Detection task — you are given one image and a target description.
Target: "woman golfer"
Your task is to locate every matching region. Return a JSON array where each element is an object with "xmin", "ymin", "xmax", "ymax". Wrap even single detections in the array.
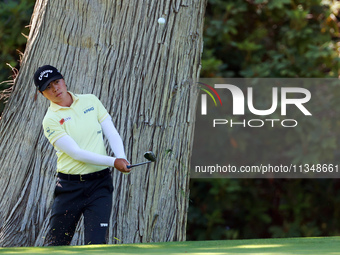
[{"xmin": 34, "ymin": 65, "xmax": 130, "ymax": 245}]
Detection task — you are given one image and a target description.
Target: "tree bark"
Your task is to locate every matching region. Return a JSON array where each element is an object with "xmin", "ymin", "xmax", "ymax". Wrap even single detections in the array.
[{"xmin": 0, "ymin": 0, "xmax": 206, "ymax": 247}]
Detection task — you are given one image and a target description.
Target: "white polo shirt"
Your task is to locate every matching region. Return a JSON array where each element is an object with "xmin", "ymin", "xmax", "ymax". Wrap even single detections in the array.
[{"xmin": 43, "ymin": 92, "xmax": 110, "ymax": 174}]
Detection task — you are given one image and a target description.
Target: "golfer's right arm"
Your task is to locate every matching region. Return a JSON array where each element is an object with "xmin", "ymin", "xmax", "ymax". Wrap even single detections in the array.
[{"xmin": 54, "ymin": 135, "xmax": 129, "ymax": 172}]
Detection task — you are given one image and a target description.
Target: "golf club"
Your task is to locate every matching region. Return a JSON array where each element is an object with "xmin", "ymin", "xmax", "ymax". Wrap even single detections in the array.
[{"xmin": 127, "ymin": 151, "xmax": 156, "ymax": 169}]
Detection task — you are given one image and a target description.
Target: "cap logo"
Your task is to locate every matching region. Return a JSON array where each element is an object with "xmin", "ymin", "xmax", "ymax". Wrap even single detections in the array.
[{"xmin": 38, "ymin": 70, "xmax": 53, "ymax": 80}]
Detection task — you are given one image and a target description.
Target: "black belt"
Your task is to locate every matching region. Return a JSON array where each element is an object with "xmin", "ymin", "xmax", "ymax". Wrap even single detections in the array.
[{"xmin": 57, "ymin": 168, "xmax": 110, "ymax": 181}]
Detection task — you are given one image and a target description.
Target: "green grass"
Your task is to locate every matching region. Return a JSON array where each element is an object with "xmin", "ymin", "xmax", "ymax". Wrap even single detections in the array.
[{"xmin": 0, "ymin": 237, "xmax": 339, "ymax": 255}]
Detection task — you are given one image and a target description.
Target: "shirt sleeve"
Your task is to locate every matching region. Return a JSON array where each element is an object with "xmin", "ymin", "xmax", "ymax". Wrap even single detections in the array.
[
  {"xmin": 43, "ymin": 116, "xmax": 67, "ymax": 145},
  {"xmin": 91, "ymin": 94, "xmax": 109, "ymax": 123},
  {"xmin": 101, "ymin": 115, "xmax": 128, "ymax": 160},
  {"xmin": 54, "ymin": 135, "xmax": 116, "ymax": 167}
]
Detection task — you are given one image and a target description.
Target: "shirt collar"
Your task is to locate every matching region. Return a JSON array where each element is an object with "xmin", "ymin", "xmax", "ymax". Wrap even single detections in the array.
[{"xmin": 49, "ymin": 92, "xmax": 79, "ymax": 112}]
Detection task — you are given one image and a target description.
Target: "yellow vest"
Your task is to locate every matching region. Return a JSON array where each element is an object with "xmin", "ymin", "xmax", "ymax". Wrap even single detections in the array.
[{"xmin": 43, "ymin": 92, "xmax": 109, "ymax": 174}]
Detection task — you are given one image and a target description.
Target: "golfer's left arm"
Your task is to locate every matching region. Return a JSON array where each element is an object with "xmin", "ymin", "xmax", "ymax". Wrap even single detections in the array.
[{"xmin": 100, "ymin": 116, "xmax": 130, "ymax": 169}]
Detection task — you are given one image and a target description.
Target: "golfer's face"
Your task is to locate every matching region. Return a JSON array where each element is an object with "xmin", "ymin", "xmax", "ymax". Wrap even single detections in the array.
[{"xmin": 42, "ymin": 79, "xmax": 68, "ymax": 104}]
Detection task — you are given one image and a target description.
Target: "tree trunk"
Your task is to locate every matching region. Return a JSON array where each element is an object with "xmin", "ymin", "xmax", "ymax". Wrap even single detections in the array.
[{"xmin": 0, "ymin": 0, "xmax": 206, "ymax": 247}]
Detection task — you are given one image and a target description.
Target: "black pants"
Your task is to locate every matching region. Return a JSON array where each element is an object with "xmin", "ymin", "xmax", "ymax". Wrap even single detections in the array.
[{"xmin": 48, "ymin": 170, "xmax": 113, "ymax": 246}]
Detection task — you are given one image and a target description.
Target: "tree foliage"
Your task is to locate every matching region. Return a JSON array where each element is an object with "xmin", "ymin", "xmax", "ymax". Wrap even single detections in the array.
[
  {"xmin": 0, "ymin": 0, "xmax": 35, "ymax": 113},
  {"xmin": 201, "ymin": 0, "xmax": 339, "ymax": 78},
  {"xmin": 188, "ymin": 178, "xmax": 340, "ymax": 240}
]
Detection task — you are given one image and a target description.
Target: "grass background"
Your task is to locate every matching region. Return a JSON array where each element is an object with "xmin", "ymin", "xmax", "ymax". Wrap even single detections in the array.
[{"xmin": 0, "ymin": 236, "xmax": 339, "ymax": 255}]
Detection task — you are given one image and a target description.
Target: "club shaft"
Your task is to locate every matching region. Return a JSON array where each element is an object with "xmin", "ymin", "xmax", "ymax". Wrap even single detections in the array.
[{"xmin": 127, "ymin": 161, "xmax": 151, "ymax": 169}]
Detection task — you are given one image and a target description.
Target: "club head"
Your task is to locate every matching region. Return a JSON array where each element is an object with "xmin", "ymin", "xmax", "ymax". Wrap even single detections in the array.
[{"xmin": 144, "ymin": 151, "xmax": 156, "ymax": 162}]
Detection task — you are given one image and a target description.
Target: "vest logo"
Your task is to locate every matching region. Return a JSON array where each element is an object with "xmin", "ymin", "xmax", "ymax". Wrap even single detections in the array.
[
  {"xmin": 59, "ymin": 117, "xmax": 72, "ymax": 125},
  {"xmin": 46, "ymin": 127, "xmax": 55, "ymax": 137},
  {"xmin": 84, "ymin": 106, "xmax": 94, "ymax": 114}
]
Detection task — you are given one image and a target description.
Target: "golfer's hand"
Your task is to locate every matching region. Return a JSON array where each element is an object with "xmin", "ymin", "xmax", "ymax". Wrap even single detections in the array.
[{"xmin": 114, "ymin": 158, "xmax": 130, "ymax": 173}]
